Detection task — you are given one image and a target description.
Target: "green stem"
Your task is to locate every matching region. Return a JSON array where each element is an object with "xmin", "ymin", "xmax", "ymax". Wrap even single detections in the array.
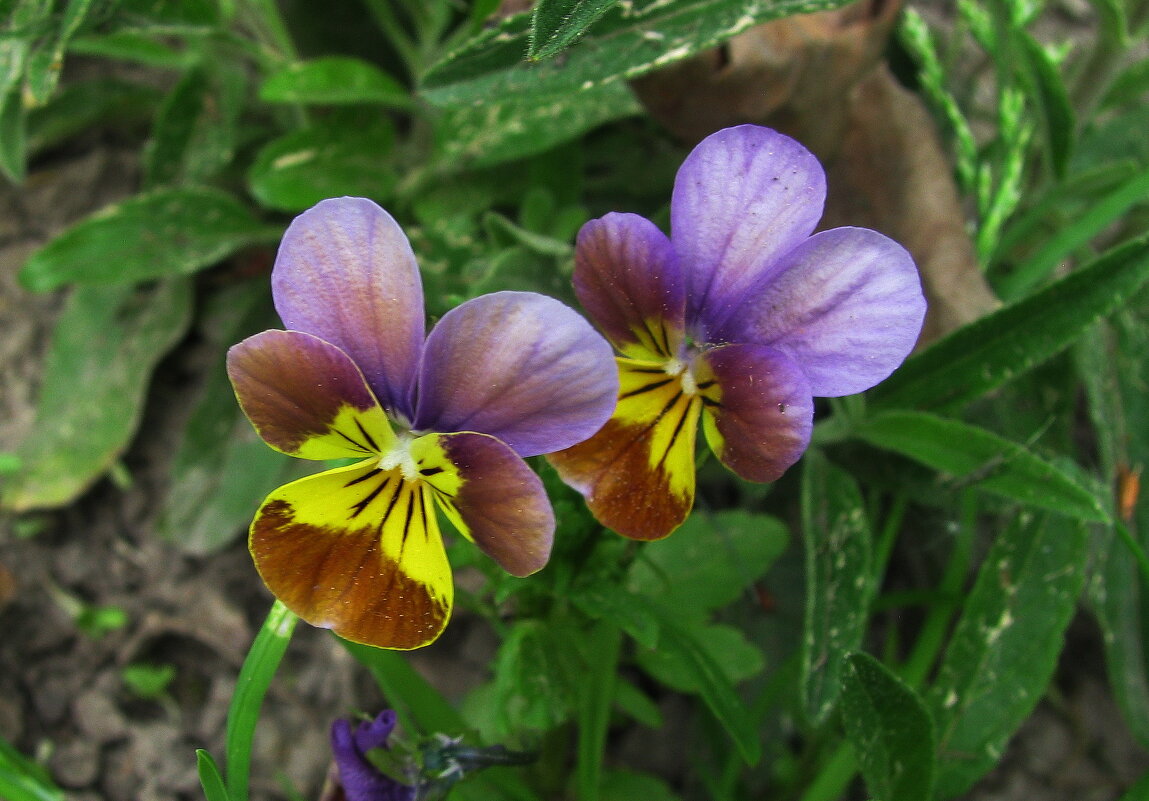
[
  {"xmin": 1115, "ymin": 520, "xmax": 1149, "ymax": 587},
  {"xmin": 797, "ymin": 741, "xmax": 856, "ymax": 801},
  {"xmin": 899, "ymin": 490, "xmax": 978, "ymax": 689},
  {"xmin": 225, "ymin": 600, "xmax": 298, "ymax": 801}
]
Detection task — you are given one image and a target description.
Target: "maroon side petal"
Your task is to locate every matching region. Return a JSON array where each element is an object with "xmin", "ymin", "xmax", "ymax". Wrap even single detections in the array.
[
  {"xmin": 227, "ymin": 330, "xmax": 394, "ymax": 459},
  {"xmin": 697, "ymin": 344, "xmax": 814, "ymax": 483},
  {"xmin": 413, "ymin": 432, "xmax": 554, "ymax": 577}
]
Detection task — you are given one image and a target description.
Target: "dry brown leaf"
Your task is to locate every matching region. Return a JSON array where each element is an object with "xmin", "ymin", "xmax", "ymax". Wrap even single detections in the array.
[{"xmin": 631, "ymin": 0, "xmax": 1000, "ymax": 344}]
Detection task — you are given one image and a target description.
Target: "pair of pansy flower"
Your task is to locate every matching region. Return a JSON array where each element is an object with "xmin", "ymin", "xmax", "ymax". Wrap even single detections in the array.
[{"xmin": 228, "ymin": 125, "xmax": 926, "ymax": 651}]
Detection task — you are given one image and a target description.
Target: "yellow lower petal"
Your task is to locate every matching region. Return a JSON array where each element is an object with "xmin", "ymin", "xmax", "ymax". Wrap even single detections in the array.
[
  {"xmin": 549, "ymin": 358, "xmax": 701, "ymax": 540},
  {"xmin": 249, "ymin": 461, "xmax": 453, "ymax": 650}
]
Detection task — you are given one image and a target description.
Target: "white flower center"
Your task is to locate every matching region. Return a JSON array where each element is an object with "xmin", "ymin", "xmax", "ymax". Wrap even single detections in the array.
[
  {"xmin": 378, "ymin": 432, "xmax": 419, "ymax": 481},
  {"xmin": 663, "ymin": 356, "xmax": 698, "ymax": 396}
]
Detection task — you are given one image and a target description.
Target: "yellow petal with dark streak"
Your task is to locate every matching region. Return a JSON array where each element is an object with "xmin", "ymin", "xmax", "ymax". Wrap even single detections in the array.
[
  {"xmin": 549, "ymin": 359, "xmax": 700, "ymax": 541},
  {"xmin": 249, "ymin": 461, "xmax": 452, "ymax": 650}
]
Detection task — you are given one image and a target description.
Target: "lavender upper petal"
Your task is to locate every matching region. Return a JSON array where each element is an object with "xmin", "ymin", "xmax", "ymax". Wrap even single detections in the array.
[
  {"xmin": 723, "ymin": 227, "xmax": 926, "ymax": 397},
  {"xmin": 271, "ymin": 197, "xmax": 424, "ymax": 419},
  {"xmin": 413, "ymin": 291, "xmax": 618, "ymax": 457},
  {"xmin": 671, "ymin": 125, "xmax": 825, "ymax": 339}
]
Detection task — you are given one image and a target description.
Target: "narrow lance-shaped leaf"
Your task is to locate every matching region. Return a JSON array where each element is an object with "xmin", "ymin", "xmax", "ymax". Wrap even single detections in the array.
[
  {"xmin": 1, "ymin": 279, "xmax": 193, "ymax": 512},
  {"xmin": 433, "ymin": 79, "xmax": 640, "ymax": 169},
  {"xmin": 225, "ymin": 601, "xmax": 298, "ymax": 801},
  {"xmin": 1078, "ymin": 310, "xmax": 1149, "ymax": 748},
  {"xmin": 800, "ymin": 450, "xmax": 874, "ymax": 724},
  {"xmin": 871, "ymin": 235, "xmax": 1149, "ymax": 411},
  {"xmin": 854, "ymin": 410, "xmax": 1108, "ymax": 523},
  {"xmin": 20, "ymin": 187, "xmax": 281, "ymax": 290},
  {"xmin": 840, "ymin": 652, "xmax": 936, "ymax": 801},
  {"xmin": 422, "ymin": 0, "xmax": 854, "ymax": 108},
  {"xmin": 926, "ymin": 513, "xmax": 1088, "ymax": 799},
  {"xmin": 997, "ymin": 164, "xmax": 1149, "ymax": 301},
  {"xmin": 529, "ymin": 0, "xmax": 620, "ymax": 60},
  {"xmin": 0, "ymin": 733, "xmax": 66, "ymax": 801}
]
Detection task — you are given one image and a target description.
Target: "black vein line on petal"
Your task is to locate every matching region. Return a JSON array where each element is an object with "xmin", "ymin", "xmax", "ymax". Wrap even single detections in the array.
[
  {"xmin": 419, "ymin": 466, "xmax": 444, "ymax": 477},
  {"xmin": 425, "ymin": 481, "xmax": 457, "ymax": 502},
  {"xmin": 655, "ymin": 396, "xmax": 695, "ymax": 472},
  {"xmin": 620, "ymin": 377, "xmax": 674, "ymax": 400},
  {"xmin": 378, "ymin": 480, "xmax": 405, "ymax": 539},
  {"xmin": 344, "ymin": 468, "xmax": 383, "ymax": 487},
  {"xmin": 355, "ymin": 419, "xmax": 380, "ymax": 452},
  {"xmin": 418, "ymin": 488, "xmax": 432, "ymax": 543},
  {"xmin": 400, "ymin": 487, "xmax": 416, "ymax": 554},
  {"xmin": 629, "ymin": 365, "xmax": 669, "ymax": 375},
  {"xmin": 696, "ymin": 380, "xmax": 716, "ymax": 390},
  {"xmin": 350, "ymin": 475, "xmax": 392, "ymax": 518},
  {"xmin": 335, "ymin": 429, "xmax": 371, "ymax": 453}
]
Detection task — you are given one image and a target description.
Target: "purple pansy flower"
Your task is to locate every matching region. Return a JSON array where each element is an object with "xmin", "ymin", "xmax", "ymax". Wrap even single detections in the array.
[
  {"xmin": 330, "ymin": 710, "xmax": 414, "ymax": 801},
  {"xmin": 228, "ymin": 197, "xmax": 618, "ymax": 649},
  {"xmin": 550, "ymin": 125, "xmax": 926, "ymax": 540}
]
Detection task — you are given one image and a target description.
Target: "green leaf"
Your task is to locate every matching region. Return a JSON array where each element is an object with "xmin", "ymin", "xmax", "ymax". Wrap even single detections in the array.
[
  {"xmin": 156, "ymin": 282, "xmax": 298, "ymax": 553},
  {"xmin": 0, "ymin": 734, "xmax": 64, "ymax": 801},
  {"xmin": 925, "ymin": 513, "xmax": 1088, "ymax": 799},
  {"xmin": 0, "ymin": 88, "xmax": 26, "ymax": 182},
  {"xmin": 422, "ymin": 0, "xmax": 852, "ymax": 108},
  {"xmin": 259, "ymin": 56, "xmax": 409, "ymax": 106},
  {"xmin": 433, "ymin": 79, "xmax": 639, "ymax": 169},
  {"xmin": 636, "ymin": 621, "xmax": 764, "ymax": 693},
  {"xmin": 247, "ymin": 112, "xmax": 397, "ymax": 212},
  {"xmin": 23, "ymin": 0, "xmax": 96, "ymax": 104},
  {"xmin": 572, "ymin": 581, "xmax": 661, "ymax": 649},
  {"xmin": 529, "ymin": 0, "xmax": 619, "ymax": 60},
  {"xmin": 226, "ymin": 600, "xmax": 297, "ymax": 801},
  {"xmin": 840, "ymin": 652, "xmax": 936, "ymax": 801},
  {"xmin": 628, "ymin": 509, "xmax": 789, "ymax": 619},
  {"xmin": 341, "ymin": 641, "xmax": 465, "ymax": 736},
  {"xmin": 600, "ymin": 769, "xmax": 682, "ymax": 801},
  {"xmin": 997, "ymin": 165, "xmax": 1149, "ymax": 300},
  {"xmin": 872, "ymin": 235, "xmax": 1149, "ymax": 411},
  {"xmin": 1078, "ymin": 302, "xmax": 1149, "ymax": 748},
  {"xmin": 143, "ymin": 60, "xmax": 245, "ymax": 187},
  {"xmin": 1, "ymin": 280, "xmax": 193, "ymax": 512},
  {"xmin": 196, "ymin": 750, "xmax": 230, "ymax": 801},
  {"xmin": 28, "ymin": 78, "xmax": 159, "ymax": 156},
  {"xmin": 20, "ymin": 187, "xmax": 278, "ymax": 290},
  {"xmin": 648, "ymin": 607, "xmax": 762, "ymax": 765},
  {"xmin": 68, "ymin": 31, "xmax": 192, "ymax": 69},
  {"xmin": 854, "ymin": 411, "xmax": 1108, "ymax": 522},
  {"xmin": 800, "ymin": 450, "xmax": 874, "ymax": 724}
]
